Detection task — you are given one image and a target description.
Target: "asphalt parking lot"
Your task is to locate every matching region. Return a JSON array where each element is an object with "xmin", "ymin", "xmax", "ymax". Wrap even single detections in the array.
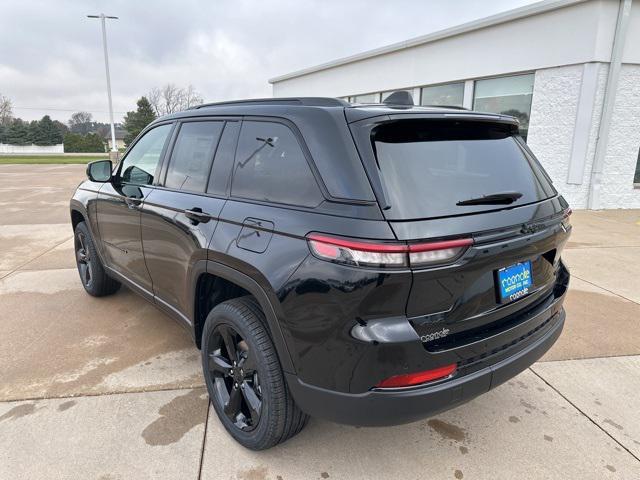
[{"xmin": 1, "ymin": 164, "xmax": 639, "ymax": 480}]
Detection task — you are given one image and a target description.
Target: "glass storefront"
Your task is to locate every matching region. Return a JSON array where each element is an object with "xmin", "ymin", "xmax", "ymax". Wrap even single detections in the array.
[
  {"xmin": 381, "ymin": 89, "xmax": 414, "ymax": 103},
  {"xmin": 473, "ymin": 73, "xmax": 535, "ymax": 140},
  {"xmin": 352, "ymin": 93, "xmax": 378, "ymax": 103},
  {"xmin": 420, "ymin": 82, "xmax": 464, "ymax": 107}
]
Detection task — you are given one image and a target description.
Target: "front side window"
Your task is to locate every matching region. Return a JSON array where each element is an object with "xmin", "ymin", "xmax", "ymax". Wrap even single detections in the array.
[
  {"xmin": 473, "ymin": 74, "xmax": 534, "ymax": 141},
  {"xmin": 232, "ymin": 121, "xmax": 323, "ymax": 207},
  {"xmin": 119, "ymin": 124, "xmax": 172, "ymax": 185},
  {"xmin": 165, "ymin": 121, "xmax": 223, "ymax": 193},
  {"xmin": 420, "ymin": 83, "xmax": 464, "ymax": 107}
]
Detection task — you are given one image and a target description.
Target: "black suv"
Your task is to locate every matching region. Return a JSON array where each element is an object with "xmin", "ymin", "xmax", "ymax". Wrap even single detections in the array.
[{"xmin": 70, "ymin": 96, "xmax": 571, "ymax": 450}]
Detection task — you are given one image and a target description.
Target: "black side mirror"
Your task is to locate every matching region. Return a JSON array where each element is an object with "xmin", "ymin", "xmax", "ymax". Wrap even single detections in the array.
[{"xmin": 86, "ymin": 160, "xmax": 112, "ymax": 182}]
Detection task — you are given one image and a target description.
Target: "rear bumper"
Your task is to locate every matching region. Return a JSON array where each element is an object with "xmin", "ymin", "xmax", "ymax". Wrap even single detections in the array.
[{"xmin": 287, "ymin": 307, "xmax": 564, "ymax": 426}]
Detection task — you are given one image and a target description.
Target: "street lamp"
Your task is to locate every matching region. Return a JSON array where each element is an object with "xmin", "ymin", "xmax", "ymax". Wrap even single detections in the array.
[{"xmin": 87, "ymin": 13, "xmax": 118, "ymax": 155}]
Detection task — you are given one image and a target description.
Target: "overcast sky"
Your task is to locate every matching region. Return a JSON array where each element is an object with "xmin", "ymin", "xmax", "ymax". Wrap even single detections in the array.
[{"xmin": 0, "ymin": 0, "xmax": 538, "ymax": 123}]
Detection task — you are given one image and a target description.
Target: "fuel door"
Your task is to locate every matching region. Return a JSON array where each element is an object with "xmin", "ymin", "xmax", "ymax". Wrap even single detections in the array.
[{"xmin": 236, "ymin": 218, "xmax": 274, "ymax": 253}]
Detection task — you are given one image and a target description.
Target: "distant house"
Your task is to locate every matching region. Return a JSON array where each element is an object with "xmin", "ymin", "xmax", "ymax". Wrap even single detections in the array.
[{"xmin": 104, "ymin": 127, "xmax": 126, "ymax": 151}]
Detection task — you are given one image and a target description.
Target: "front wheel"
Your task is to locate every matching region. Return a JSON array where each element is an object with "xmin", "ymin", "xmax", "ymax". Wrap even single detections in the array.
[
  {"xmin": 201, "ymin": 297, "xmax": 308, "ymax": 450},
  {"xmin": 74, "ymin": 221, "xmax": 120, "ymax": 297}
]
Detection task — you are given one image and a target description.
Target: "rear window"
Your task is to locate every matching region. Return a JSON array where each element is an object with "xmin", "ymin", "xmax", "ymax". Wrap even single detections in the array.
[{"xmin": 372, "ymin": 120, "xmax": 556, "ymax": 220}]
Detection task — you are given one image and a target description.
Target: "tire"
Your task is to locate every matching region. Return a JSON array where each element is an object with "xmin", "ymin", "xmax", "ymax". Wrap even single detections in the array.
[
  {"xmin": 74, "ymin": 221, "xmax": 121, "ymax": 297},
  {"xmin": 201, "ymin": 296, "xmax": 309, "ymax": 450}
]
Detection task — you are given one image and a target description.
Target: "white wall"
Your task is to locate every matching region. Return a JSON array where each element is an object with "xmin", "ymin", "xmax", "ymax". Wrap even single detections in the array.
[
  {"xmin": 527, "ymin": 65, "xmax": 590, "ymax": 208},
  {"xmin": 0, "ymin": 143, "xmax": 64, "ymax": 154},
  {"xmin": 272, "ymin": 0, "xmax": 625, "ymax": 98},
  {"xmin": 509, "ymin": 62, "xmax": 640, "ymax": 210},
  {"xmin": 600, "ymin": 64, "xmax": 640, "ymax": 208}
]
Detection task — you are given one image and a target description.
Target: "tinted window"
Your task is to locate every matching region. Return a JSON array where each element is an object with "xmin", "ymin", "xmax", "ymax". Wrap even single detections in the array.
[
  {"xmin": 232, "ymin": 121, "xmax": 322, "ymax": 207},
  {"xmin": 120, "ymin": 124, "xmax": 172, "ymax": 185},
  {"xmin": 165, "ymin": 121, "xmax": 223, "ymax": 192},
  {"xmin": 208, "ymin": 121, "xmax": 240, "ymax": 196},
  {"xmin": 372, "ymin": 120, "xmax": 556, "ymax": 220}
]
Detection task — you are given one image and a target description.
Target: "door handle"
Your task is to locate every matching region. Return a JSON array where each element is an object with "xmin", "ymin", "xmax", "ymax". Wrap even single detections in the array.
[
  {"xmin": 125, "ymin": 197, "xmax": 142, "ymax": 209},
  {"xmin": 185, "ymin": 208, "xmax": 211, "ymax": 225}
]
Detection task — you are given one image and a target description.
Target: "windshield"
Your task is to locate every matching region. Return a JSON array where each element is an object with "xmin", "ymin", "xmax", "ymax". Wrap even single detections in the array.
[{"xmin": 372, "ymin": 120, "xmax": 556, "ymax": 220}]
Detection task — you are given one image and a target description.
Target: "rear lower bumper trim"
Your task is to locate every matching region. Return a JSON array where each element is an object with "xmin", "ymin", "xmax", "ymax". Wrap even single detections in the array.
[{"xmin": 286, "ymin": 309, "xmax": 564, "ymax": 426}]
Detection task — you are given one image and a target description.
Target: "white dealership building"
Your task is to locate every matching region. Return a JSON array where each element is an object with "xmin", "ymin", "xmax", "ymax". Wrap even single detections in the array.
[{"xmin": 270, "ymin": 0, "xmax": 640, "ymax": 210}]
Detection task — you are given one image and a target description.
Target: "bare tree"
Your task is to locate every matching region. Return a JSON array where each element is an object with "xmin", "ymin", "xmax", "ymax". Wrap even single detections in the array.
[
  {"xmin": 148, "ymin": 84, "xmax": 204, "ymax": 116},
  {"xmin": 181, "ymin": 85, "xmax": 204, "ymax": 109},
  {"xmin": 68, "ymin": 111, "xmax": 94, "ymax": 135},
  {"xmin": 0, "ymin": 93, "xmax": 13, "ymax": 126}
]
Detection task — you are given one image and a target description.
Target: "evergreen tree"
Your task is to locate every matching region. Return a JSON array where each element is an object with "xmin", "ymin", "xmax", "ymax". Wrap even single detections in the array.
[
  {"xmin": 123, "ymin": 96, "xmax": 156, "ymax": 146},
  {"xmin": 63, "ymin": 132, "xmax": 106, "ymax": 153},
  {"xmin": 52, "ymin": 120, "xmax": 69, "ymax": 138},
  {"xmin": 28, "ymin": 120, "xmax": 38, "ymax": 144},
  {"xmin": 5, "ymin": 119, "xmax": 31, "ymax": 145},
  {"xmin": 84, "ymin": 133, "xmax": 106, "ymax": 152},
  {"xmin": 32, "ymin": 115, "xmax": 63, "ymax": 145}
]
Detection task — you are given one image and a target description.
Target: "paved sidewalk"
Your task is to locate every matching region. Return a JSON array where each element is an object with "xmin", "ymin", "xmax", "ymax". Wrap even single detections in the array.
[{"xmin": 0, "ymin": 165, "xmax": 639, "ymax": 479}]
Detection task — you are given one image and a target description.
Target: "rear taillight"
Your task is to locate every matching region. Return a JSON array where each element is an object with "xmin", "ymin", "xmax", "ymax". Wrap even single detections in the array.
[
  {"xmin": 307, "ymin": 234, "xmax": 407, "ymax": 268},
  {"xmin": 376, "ymin": 364, "xmax": 457, "ymax": 389},
  {"xmin": 306, "ymin": 234, "xmax": 472, "ymax": 268}
]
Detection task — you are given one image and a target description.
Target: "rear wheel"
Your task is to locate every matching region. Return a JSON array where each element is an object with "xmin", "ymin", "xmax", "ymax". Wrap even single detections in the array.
[
  {"xmin": 74, "ymin": 221, "xmax": 120, "ymax": 297},
  {"xmin": 201, "ymin": 297, "xmax": 308, "ymax": 450}
]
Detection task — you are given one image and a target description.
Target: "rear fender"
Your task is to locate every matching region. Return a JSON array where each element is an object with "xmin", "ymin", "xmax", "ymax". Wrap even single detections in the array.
[{"xmin": 190, "ymin": 259, "xmax": 296, "ymax": 374}]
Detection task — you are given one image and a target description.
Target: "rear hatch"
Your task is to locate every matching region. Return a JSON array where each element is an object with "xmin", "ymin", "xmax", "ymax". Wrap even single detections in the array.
[{"xmin": 350, "ymin": 113, "xmax": 571, "ymax": 348}]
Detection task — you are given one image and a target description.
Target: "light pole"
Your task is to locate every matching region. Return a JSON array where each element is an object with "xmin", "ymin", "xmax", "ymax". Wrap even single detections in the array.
[{"xmin": 87, "ymin": 13, "xmax": 118, "ymax": 155}]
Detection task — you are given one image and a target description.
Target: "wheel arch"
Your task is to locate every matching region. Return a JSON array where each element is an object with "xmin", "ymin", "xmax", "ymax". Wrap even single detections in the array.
[
  {"xmin": 69, "ymin": 200, "xmax": 89, "ymax": 230},
  {"xmin": 190, "ymin": 259, "xmax": 296, "ymax": 374}
]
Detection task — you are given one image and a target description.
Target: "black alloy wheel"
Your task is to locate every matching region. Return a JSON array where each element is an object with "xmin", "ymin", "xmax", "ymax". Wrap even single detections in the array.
[
  {"xmin": 73, "ymin": 221, "xmax": 121, "ymax": 297},
  {"xmin": 75, "ymin": 230, "xmax": 93, "ymax": 289},
  {"xmin": 201, "ymin": 297, "xmax": 309, "ymax": 450},
  {"xmin": 207, "ymin": 324, "xmax": 263, "ymax": 431}
]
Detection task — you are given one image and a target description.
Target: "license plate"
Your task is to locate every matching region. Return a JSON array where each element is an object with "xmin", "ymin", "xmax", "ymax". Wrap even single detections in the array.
[{"xmin": 496, "ymin": 261, "xmax": 532, "ymax": 303}]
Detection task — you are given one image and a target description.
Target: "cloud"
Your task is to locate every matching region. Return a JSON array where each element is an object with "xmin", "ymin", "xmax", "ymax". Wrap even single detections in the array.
[{"xmin": 0, "ymin": 0, "xmax": 537, "ymax": 122}]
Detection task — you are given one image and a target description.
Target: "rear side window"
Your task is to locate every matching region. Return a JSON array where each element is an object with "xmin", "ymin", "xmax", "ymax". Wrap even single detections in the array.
[
  {"xmin": 231, "ymin": 121, "xmax": 323, "ymax": 207},
  {"xmin": 165, "ymin": 121, "xmax": 223, "ymax": 193},
  {"xmin": 372, "ymin": 120, "xmax": 556, "ymax": 220}
]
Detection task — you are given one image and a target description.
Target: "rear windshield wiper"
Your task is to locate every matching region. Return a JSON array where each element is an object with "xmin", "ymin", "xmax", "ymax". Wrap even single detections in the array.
[{"xmin": 456, "ymin": 191, "xmax": 523, "ymax": 206}]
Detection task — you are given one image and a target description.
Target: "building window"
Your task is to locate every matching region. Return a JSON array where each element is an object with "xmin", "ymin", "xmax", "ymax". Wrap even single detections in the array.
[
  {"xmin": 420, "ymin": 82, "xmax": 464, "ymax": 107},
  {"xmin": 352, "ymin": 93, "xmax": 378, "ymax": 103},
  {"xmin": 381, "ymin": 90, "xmax": 414, "ymax": 104},
  {"xmin": 473, "ymin": 73, "xmax": 535, "ymax": 141}
]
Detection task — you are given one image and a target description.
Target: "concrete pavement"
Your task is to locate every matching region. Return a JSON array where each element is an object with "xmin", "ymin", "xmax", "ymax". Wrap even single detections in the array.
[{"xmin": 0, "ymin": 164, "xmax": 639, "ymax": 479}]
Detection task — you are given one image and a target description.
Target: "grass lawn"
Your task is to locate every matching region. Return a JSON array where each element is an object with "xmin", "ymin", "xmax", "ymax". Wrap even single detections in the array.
[{"xmin": 0, "ymin": 155, "xmax": 105, "ymax": 164}]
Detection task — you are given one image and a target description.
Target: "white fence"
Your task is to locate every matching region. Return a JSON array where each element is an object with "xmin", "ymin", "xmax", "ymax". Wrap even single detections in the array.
[{"xmin": 0, "ymin": 143, "xmax": 64, "ymax": 154}]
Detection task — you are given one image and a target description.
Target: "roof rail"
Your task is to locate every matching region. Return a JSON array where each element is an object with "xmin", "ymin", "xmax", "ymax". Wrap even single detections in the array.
[
  {"xmin": 422, "ymin": 104, "xmax": 469, "ymax": 110},
  {"xmin": 190, "ymin": 97, "xmax": 349, "ymax": 109}
]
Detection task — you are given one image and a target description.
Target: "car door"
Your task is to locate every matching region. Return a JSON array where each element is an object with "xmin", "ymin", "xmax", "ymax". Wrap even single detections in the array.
[
  {"xmin": 210, "ymin": 119, "xmax": 326, "ymax": 297},
  {"xmin": 96, "ymin": 122, "xmax": 174, "ymax": 294},
  {"xmin": 141, "ymin": 119, "xmax": 239, "ymax": 323}
]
